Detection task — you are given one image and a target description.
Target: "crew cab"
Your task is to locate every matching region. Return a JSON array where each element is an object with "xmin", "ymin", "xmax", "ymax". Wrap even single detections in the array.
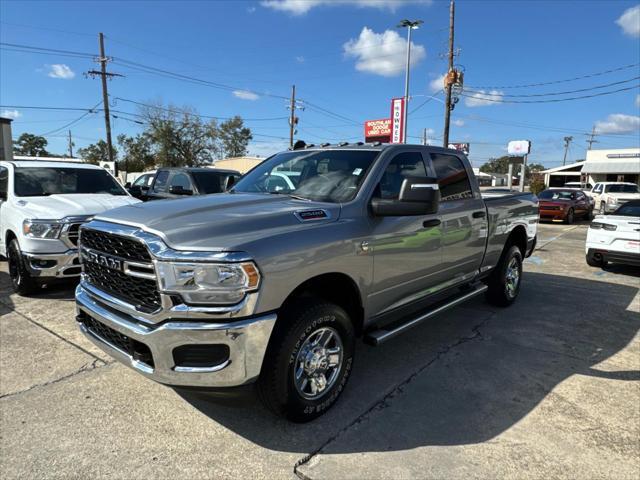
[
  {"xmin": 586, "ymin": 200, "xmax": 640, "ymax": 268},
  {"xmin": 74, "ymin": 144, "xmax": 538, "ymax": 422},
  {"xmin": 137, "ymin": 167, "xmax": 240, "ymax": 201},
  {"xmin": 588, "ymin": 182, "xmax": 640, "ymax": 214},
  {"xmin": 0, "ymin": 160, "xmax": 140, "ymax": 294}
]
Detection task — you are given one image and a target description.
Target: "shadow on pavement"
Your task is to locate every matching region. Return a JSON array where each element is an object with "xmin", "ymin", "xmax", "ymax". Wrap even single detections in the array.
[
  {"xmin": 0, "ymin": 267, "xmax": 78, "ymax": 302},
  {"xmin": 177, "ymin": 271, "xmax": 640, "ymax": 454}
]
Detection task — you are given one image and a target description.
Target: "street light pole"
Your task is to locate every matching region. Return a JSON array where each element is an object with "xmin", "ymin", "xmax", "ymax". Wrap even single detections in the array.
[{"xmin": 398, "ymin": 19, "xmax": 423, "ymax": 144}]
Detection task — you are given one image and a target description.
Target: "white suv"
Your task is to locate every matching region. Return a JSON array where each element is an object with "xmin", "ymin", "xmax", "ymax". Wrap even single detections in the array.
[
  {"xmin": 0, "ymin": 160, "xmax": 140, "ymax": 294},
  {"xmin": 588, "ymin": 182, "xmax": 640, "ymax": 214}
]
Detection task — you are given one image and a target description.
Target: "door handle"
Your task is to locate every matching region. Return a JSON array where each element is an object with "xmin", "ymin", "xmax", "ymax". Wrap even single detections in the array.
[
  {"xmin": 472, "ymin": 211, "xmax": 486, "ymax": 219},
  {"xmin": 423, "ymin": 219, "xmax": 441, "ymax": 228}
]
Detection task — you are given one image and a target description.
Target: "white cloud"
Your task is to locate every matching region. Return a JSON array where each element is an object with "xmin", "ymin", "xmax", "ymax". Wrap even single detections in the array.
[
  {"xmin": 452, "ymin": 119, "xmax": 464, "ymax": 127},
  {"xmin": 343, "ymin": 27, "xmax": 426, "ymax": 77},
  {"xmin": 261, "ymin": 0, "xmax": 431, "ymax": 15},
  {"xmin": 232, "ymin": 90, "xmax": 260, "ymax": 101},
  {"xmin": 247, "ymin": 6, "xmax": 256, "ymax": 13},
  {"xmin": 295, "ymin": 55, "xmax": 305, "ymax": 63},
  {"xmin": 1, "ymin": 109, "xmax": 21, "ymax": 119},
  {"xmin": 594, "ymin": 113, "xmax": 640, "ymax": 134},
  {"xmin": 47, "ymin": 64, "xmax": 75, "ymax": 79},
  {"xmin": 616, "ymin": 5, "xmax": 640, "ymax": 37},
  {"xmin": 464, "ymin": 89, "xmax": 504, "ymax": 107},
  {"xmin": 429, "ymin": 73, "xmax": 445, "ymax": 93}
]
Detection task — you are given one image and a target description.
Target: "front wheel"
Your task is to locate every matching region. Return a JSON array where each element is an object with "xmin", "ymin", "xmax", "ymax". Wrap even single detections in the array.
[
  {"xmin": 599, "ymin": 202, "xmax": 606, "ymax": 215},
  {"xmin": 7, "ymin": 239, "xmax": 39, "ymax": 295},
  {"xmin": 485, "ymin": 245, "xmax": 523, "ymax": 307},
  {"xmin": 565, "ymin": 208, "xmax": 574, "ymax": 224},
  {"xmin": 258, "ymin": 300, "xmax": 355, "ymax": 422}
]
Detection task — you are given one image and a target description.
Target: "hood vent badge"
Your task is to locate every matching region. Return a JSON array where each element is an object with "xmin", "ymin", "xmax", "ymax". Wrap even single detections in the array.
[{"xmin": 295, "ymin": 209, "xmax": 330, "ymax": 222}]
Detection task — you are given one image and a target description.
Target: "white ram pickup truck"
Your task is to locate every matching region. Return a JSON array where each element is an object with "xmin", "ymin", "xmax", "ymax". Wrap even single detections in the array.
[{"xmin": 0, "ymin": 160, "xmax": 140, "ymax": 294}]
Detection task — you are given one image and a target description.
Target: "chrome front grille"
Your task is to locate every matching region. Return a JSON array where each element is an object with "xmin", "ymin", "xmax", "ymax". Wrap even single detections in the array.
[{"xmin": 80, "ymin": 227, "xmax": 160, "ymax": 313}]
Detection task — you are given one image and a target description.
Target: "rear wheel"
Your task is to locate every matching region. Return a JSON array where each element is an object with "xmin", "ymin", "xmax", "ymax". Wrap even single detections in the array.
[
  {"xmin": 485, "ymin": 245, "xmax": 523, "ymax": 307},
  {"xmin": 258, "ymin": 300, "xmax": 355, "ymax": 422},
  {"xmin": 586, "ymin": 250, "xmax": 606, "ymax": 268},
  {"xmin": 7, "ymin": 239, "xmax": 39, "ymax": 295}
]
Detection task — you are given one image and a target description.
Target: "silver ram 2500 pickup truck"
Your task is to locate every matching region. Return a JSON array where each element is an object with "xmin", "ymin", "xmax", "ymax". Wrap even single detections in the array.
[{"xmin": 75, "ymin": 144, "xmax": 538, "ymax": 422}]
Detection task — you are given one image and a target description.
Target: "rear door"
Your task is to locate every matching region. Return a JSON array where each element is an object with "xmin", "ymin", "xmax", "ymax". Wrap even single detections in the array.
[
  {"xmin": 427, "ymin": 152, "xmax": 486, "ymax": 281},
  {"xmin": 575, "ymin": 191, "xmax": 590, "ymax": 215}
]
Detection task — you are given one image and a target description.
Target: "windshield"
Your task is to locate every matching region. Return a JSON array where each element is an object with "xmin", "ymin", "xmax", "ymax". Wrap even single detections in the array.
[
  {"xmin": 613, "ymin": 201, "xmax": 640, "ymax": 217},
  {"xmin": 538, "ymin": 190, "xmax": 574, "ymax": 200},
  {"xmin": 605, "ymin": 184, "xmax": 638, "ymax": 193},
  {"xmin": 232, "ymin": 149, "xmax": 379, "ymax": 202},
  {"xmin": 191, "ymin": 171, "xmax": 231, "ymax": 194},
  {"xmin": 14, "ymin": 167, "xmax": 127, "ymax": 197}
]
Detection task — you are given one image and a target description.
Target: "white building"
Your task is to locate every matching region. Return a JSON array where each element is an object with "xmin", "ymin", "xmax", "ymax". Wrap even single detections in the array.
[
  {"xmin": 582, "ymin": 148, "xmax": 639, "ymax": 186},
  {"xmin": 540, "ymin": 161, "xmax": 586, "ymax": 188}
]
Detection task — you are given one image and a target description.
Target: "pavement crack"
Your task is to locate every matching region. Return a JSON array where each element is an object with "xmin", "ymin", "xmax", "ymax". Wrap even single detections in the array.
[
  {"xmin": 0, "ymin": 359, "xmax": 114, "ymax": 400},
  {"xmin": 293, "ymin": 313, "xmax": 493, "ymax": 478}
]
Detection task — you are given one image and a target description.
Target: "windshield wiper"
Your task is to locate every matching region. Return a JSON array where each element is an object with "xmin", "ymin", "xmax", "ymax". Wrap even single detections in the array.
[{"xmin": 268, "ymin": 191, "xmax": 310, "ymax": 201}]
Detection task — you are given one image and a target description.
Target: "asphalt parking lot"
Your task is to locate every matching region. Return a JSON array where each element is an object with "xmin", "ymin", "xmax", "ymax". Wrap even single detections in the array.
[{"xmin": 1, "ymin": 222, "xmax": 639, "ymax": 479}]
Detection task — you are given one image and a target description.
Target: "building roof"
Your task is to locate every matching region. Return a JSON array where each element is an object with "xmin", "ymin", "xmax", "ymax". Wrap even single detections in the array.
[
  {"xmin": 540, "ymin": 161, "xmax": 585, "ymax": 174},
  {"xmin": 0, "ymin": 117, "xmax": 13, "ymax": 124}
]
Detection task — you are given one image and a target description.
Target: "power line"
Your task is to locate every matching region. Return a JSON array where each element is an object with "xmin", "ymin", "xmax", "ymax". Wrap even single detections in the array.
[
  {"xmin": 458, "ymin": 84, "xmax": 640, "ymax": 104},
  {"xmin": 464, "ymin": 76, "xmax": 640, "ymax": 98},
  {"xmin": 0, "ymin": 42, "xmax": 94, "ymax": 58},
  {"xmin": 466, "ymin": 63, "xmax": 640, "ymax": 90},
  {"xmin": 38, "ymin": 101, "xmax": 102, "ymax": 136}
]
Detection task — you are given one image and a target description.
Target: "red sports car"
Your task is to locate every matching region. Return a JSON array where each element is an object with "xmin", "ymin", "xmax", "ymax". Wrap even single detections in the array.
[{"xmin": 538, "ymin": 189, "xmax": 593, "ymax": 224}]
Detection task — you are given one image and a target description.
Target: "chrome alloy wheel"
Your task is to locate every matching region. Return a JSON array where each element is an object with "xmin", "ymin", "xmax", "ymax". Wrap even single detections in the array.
[
  {"xmin": 294, "ymin": 327, "xmax": 343, "ymax": 400},
  {"xmin": 505, "ymin": 257, "xmax": 521, "ymax": 298}
]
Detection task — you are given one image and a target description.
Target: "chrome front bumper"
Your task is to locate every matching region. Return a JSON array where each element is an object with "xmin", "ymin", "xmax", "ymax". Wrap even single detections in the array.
[
  {"xmin": 23, "ymin": 250, "xmax": 81, "ymax": 277},
  {"xmin": 75, "ymin": 284, "xmax": 277, "ymax": 388}
]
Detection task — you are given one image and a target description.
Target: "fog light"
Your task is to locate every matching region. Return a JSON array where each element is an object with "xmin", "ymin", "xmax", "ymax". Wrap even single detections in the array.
[
  {"xmin": 172, "ymin": 344, "xmax": 230, "ymax": 369},
  {"xmin": 30, "ymin": 259, "xmax": 57, "ymax": 269}
]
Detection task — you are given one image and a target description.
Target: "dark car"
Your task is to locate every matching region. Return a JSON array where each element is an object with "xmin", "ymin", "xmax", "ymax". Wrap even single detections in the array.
[
  {"xmin": 139, "ymin": 168, "xmax": 240, "ymax": 201},
  {"xmin": 538, "ymin": 188, "xmax": 593, "ymax": 224},
  {"xmin": 125, "ymin": 172, "xmax": 155, "ymax": 199}
]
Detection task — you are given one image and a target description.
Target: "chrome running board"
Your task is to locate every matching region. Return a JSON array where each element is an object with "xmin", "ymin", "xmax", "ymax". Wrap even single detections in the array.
[{"xmin": 364, "ymin": 283, "xmax": 488, "ymax": 346}]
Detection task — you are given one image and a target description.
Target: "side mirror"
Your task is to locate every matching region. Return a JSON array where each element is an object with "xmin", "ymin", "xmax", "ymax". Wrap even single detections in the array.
[
  {"xmin": 371, "ymin": 177, "xmax": 440, "ymax": 216},
  {"xmin": 169, "ymin": 185, "xmax": 193, "ymax": 196},
  {"xmin": 124, "ymin": 182, "xmax": 132, "ymax": 189}
]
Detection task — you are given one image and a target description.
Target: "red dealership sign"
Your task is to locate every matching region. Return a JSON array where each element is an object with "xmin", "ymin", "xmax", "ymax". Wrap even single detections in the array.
[{"xmin": 364, "ymin": 118, "xmax": 392, "ymax": 142}]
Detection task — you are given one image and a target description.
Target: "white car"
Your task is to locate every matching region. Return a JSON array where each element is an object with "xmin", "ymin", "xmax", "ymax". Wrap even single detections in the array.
[
  {"xmin": 0, "ymin": 160, "xmax": 141, "ymax": 294},
  {"xmin": 587, "ymin": 182, "xmax": 640, "ymax": 215},
  {"xmin": 586, "ymin": 200, "xmax": 640, "ymax": 268}
]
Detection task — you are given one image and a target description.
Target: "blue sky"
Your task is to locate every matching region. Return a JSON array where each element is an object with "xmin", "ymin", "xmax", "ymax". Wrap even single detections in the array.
[{"xmin": 1, "ymin": 0, "xmax": 639, "ymax": 168}]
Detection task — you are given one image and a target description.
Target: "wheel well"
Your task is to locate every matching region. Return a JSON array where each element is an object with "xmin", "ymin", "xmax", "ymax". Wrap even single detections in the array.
[
  {"xmin": 280, "ymin": 273, "xmax": 364, "ymax": 336},
  {"xmin": 505, "ymin": 225, "xmax": 527, "ymax": 257},
  {"xmin": 5, "ymin": 230, "xmax": 16, "ymax": 247}
]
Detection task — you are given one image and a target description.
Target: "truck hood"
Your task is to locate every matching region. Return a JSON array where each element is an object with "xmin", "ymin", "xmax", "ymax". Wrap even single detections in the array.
[
  {"xmin": 94, "ymin": 193, "xmax": 341, "ymax": 251},
  {"xmin": 607, "ymin": 192, "xmax": 640, "ymax": 200},
  {"xmin": 15, "ymin": 194, "xmax": 141, "ymax": 220}
]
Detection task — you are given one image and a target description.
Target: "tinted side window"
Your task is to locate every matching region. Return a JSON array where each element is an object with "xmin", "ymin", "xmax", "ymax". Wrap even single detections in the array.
[
  {"xmin": 0, "ymin": 166, "xmax": 7, "ymax": 197},
  {"xmin": 169, "ymin": 172, "xmax": 192, "ymax": 190},
  {"xmin": 377, "ymin": 152, "xmax": 428, "ymax": 200},
  {"xmin": 430, "ymin": 154, "xmax": 473, "ymax": 201},
  {"xmin": 153, "ymin": 170, "xmax": 169, "ymax": 193}
]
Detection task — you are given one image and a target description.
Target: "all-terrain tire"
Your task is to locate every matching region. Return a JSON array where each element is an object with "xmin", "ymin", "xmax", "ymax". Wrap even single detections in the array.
[{"xmin": 7, "ymin": 239, "xmax": 39, "ymax": 295}]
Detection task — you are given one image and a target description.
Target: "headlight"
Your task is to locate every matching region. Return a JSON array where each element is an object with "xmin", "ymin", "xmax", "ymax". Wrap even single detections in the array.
[
  {"xmin": 607, "ymin": 197, "xmax": 617, "ymax": 204},
  {"xmin": 23, "ymin": 220, "xmax": 63, "ymax": 239},
  {"xmin": 156, "ymin": 261, "xmax": 260, "ymax": 305}
]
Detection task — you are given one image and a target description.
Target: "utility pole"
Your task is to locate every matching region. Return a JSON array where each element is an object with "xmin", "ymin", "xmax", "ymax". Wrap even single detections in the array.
[
  {"xmin": 562, "ymin": 136, "xmax": 573, "ymax": 166},
  {"xmin": 67, "ymin": 130, "xmax": 74, "ymax": 158},
  {"xmin": 422, "ymin": 127, "xmax": 428, "ymax": 145},
  {"xmin": 289, "ymin": 85, "xmax": 296, "ymax": 148},
  {"xmin": 442, "ymin": 0, "xmax": 455, "ymax": 148},
  {"xmin": 86, "ymin": 33, "xmax": 122, "ymax": 171},
  {"xmin": 587, "ymin": 126, "xmax": 599, "ymax": 150},
  {"xmin": 398, "ymin": 19, "xmax": 423, "ymax": 144}
]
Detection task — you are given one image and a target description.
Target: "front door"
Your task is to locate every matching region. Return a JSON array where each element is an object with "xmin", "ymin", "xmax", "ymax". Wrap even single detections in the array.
[{"xmin": 368, "ymin": 150, "xmax": 444, "ymax": 317}]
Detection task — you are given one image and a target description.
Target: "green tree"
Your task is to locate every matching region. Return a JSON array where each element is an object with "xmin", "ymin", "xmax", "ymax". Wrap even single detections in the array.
[
  {"xmin": 77, "ymin": 140, "xmax": 117, "ymax": 165},
  {"xmin": 13, "ymin": 133, "xmax": 50, "ymax": 156},
  {"xmin": 480, "ymin": 156, "xmax": 545, "ymax": 180},
  {"xmin": 117, "ymin": 134, "xmax": 155, "ymax": 172},
  {"xmin": 217, "ymin": 116, "xmax": 252, "ymax": 158},
  {"xmin": 141, "ymin": 102, "xmax": 219, "ymax": 167}
]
